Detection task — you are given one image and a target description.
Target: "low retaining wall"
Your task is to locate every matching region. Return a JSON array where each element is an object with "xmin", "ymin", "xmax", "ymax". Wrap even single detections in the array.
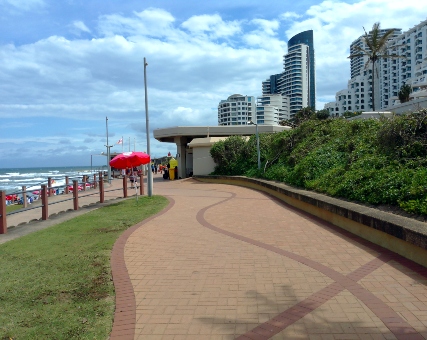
[{"xmin": 194, "ymin": 175, "xmax": 427, "ymax": 268}]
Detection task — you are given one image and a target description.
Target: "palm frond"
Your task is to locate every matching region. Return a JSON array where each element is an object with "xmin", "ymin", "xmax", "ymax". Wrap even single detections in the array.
[{"xmin": 348, "ymin": 53, "xmax": 365, "ymax": 59}]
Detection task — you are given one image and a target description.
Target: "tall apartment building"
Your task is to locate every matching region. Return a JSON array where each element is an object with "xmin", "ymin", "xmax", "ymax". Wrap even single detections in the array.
[
  {"xmin": 380, "ymin": 20, "xmax": 427, "ymax": 108},
  {"xmin": 256, "ymin": 94, "xmax": 289, "ymax": 125},
  {"xmin": 262, "ymin": 30, "xmax": 316, "ymax": 117},
  {"xmin": 325, "ymin": 19, "xmax": 427, "ymax": 116},
  {"xmin": 217, "ymin": 94, "xmax": 255, "ymax": 126}
]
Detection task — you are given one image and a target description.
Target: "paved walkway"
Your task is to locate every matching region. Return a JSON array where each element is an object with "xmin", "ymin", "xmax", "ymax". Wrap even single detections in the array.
[
  {"xmin": 110, "ymin": 178, "xmax": 427, "ymax": 340},
  {"xmin": 3, "ymin": 175, "xmax": 427, "ymax": 339}
]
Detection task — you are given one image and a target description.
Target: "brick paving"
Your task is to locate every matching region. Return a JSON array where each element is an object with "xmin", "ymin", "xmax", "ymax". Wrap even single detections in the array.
[
  {"xmin": 4, "ymin": 175, "xmax": 427, "ymax": 339},
  {"xmin": 108, "ymin": 178, "xmax": 427, "ymax": 339}
]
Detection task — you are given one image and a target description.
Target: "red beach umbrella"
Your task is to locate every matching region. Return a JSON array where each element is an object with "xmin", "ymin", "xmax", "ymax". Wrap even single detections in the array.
[{"xmin": 109, "ymin": 151, "xmax": 151, "ymax": 169}]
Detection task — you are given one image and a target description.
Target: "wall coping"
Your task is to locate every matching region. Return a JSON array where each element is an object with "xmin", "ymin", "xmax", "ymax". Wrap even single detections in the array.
[{"xmin": 194, "ymin": 175, "xmax": 427, "ymax": 251}]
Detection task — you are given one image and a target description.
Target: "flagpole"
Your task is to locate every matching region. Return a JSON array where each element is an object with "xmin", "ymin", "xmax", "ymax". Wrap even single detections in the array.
[
  {"xmin": 122, "ymin": 136, "xmax": 123, "ymax": 153},
  {"xmin": 144, "ymin": 57, "xmax": 153, "ymax": 197},
  {"xmin": 129, "ymin": 137, "xmax": 130, "ymax": 152}
]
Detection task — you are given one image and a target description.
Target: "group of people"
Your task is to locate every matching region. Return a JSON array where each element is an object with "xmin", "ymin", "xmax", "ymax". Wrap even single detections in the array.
[{"xmin": 5, "ymin": 194, "xmax": 38, "ymax": 206}]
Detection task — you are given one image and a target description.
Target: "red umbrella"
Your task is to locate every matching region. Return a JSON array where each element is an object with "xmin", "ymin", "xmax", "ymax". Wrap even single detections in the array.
[{"xmin": 109, "ymin": 151, "xmax": 150, "ymax": 169}]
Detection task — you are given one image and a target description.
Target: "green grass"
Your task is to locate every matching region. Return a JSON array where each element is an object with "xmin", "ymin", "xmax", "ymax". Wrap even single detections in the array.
[
  {"xmin": 0, "ymin": 196, "xmax": 169, "ymax": 340},
  {"xmin": 6, "ymin": 204, "xmax": 23, "ymax": 214}
]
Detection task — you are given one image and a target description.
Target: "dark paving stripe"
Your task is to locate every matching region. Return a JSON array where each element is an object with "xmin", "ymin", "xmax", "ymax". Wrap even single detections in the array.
[
  {"xmin": 109, "ymin": 197, "xmax": 174, "ymax": 340},
  {"xmin": 195, "ymin": 191, "xmax": 423, "ymax": 339}
]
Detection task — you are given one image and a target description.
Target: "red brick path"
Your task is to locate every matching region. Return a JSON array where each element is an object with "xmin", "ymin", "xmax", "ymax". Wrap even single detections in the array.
[{"xmin": 111, "ymin": 179, "xmax": 427, "ymax": 339}]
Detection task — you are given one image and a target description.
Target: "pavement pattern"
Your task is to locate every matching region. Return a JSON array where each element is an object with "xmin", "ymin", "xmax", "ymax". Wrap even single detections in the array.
[
  {"xmin": 111, "ymin": 178, "xmax": 427, "ymax": 340},
  {"xmin": 3, "ymin": 175, "xmax": 427, "ymax": 339}
]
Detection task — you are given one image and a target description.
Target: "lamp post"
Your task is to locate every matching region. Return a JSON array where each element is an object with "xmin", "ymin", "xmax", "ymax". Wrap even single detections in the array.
[
  {"xmin": 91, "ymin": 154, "xmax": 103, "ymax": 172},
  {"xmin": 105, "ymin": 117, "xmax": 113, "ymax": 184},
  {"xmin": 144, "ymin": 57, "xmax": 153, "ymax": 196},
  {"xmin": 248, "ymin": 120, "xmax": 260, "ymax": 170}
]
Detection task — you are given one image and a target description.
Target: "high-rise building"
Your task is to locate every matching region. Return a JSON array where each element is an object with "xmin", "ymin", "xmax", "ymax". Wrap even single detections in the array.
[
  {"xmin": 325, "ymin": 19, "xmax": 427, "ymax": 116},
  {"xmin": 256, "ymin": 94, "xmax": 289, "ymax": 125},
  {"xmin": 287, "ymin": 30, "xmax": 316, "ymax": 111},
  {"xmin": 262, "ymin": 30, "xmax": 316, "ymax": 117},
  {"xmin": 218, "ymin": 94, "xmax": 255, "ymax": 126}
]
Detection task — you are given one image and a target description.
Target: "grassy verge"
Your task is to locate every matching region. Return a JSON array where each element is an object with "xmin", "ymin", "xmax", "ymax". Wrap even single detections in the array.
[
  {"xmin": 6, "ymin": 204, "xmax": 23, "ymax": 214},
  {"xmin": 0, "ymin": 196, "xmax": 169, "ymax": 339}
]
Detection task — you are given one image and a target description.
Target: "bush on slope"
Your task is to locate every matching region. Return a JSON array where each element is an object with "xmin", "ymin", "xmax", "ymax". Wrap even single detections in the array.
[{"xmin": 210, "ymin": 110, "xmax": 427, "ymax": 215}]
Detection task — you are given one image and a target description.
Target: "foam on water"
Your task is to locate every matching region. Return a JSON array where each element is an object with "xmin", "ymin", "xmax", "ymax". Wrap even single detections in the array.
[{"xmin": 0, "ymin": 166, "xmax": 105, "ymax": 194}]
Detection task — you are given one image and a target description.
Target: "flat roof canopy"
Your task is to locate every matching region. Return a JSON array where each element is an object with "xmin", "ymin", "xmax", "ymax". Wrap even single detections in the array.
[{"xmin": 153, "ymin": 125, "xmax": 290, "ymax": 143}]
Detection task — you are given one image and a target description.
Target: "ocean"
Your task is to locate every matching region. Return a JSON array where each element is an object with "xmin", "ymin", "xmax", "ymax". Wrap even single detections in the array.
[{"xmin": 0, "ymin": 166, "xmax": 108, "ymax": 195}]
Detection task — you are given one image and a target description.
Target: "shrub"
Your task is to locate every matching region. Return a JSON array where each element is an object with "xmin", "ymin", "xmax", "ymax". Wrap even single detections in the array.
[{"xmin": 210, "ymin": 111, "xmax": 427, "ymax": 216}]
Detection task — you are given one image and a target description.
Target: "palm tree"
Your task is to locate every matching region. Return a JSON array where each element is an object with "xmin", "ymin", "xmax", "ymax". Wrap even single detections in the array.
[
  {"xmin": 398, "ymin": 83, "xmax": 412, "ymax": 103},
  {"xmin": 348, "ymin": 23, "xmax": 403, "ymax": 111}
]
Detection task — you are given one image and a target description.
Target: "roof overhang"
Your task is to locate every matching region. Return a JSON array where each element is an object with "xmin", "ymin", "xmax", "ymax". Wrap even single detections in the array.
[{"xmin": 153, "ymin": 125, "xmax": 291, "ymax": 143}]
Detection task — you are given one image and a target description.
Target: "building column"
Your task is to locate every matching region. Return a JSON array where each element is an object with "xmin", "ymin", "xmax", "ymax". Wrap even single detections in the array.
[{"xmin": 174, "ymin": 136, "xmax": 188, "ymax": 179}]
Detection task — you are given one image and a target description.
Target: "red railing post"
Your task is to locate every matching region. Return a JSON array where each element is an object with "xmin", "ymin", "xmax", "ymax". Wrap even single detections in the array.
[
  {"xmin": 73, "ymin": 180, "xmax": 79, "ymax": 210},
  {"xmin": 65, "ymin": 176, "xmax": 69, "ymax": 194},
  {"xmin": 93, "ymin": 174, "xmax": 97, "ymax": 189},
  {"xmin": 139, "ymin": 174, "xmax": 144, "ymax": 195},
  {"xmin": 0, "ymin": 191, "xmax": 7, "ymax": 234},
  {"xmin": 41, "ymin": 185, "xmax": 48, "ymax": 220},
  {"xmin": 99, "ymin": 173, "xmax": 104, "ymax": 203},
  {"xmin": 48, "ymin": 177, "xmax": 52, "ymax": 197},
  {"xmin": 123, "ymin": 176, "xmax": 128, "ymax": 198},
  {"xmin": 22, "ymin": 185, "xmax": 27, "ymax": 209}
]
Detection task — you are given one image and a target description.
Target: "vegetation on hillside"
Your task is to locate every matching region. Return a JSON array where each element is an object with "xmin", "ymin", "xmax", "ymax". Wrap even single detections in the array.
[{"xmin": 210, "ymin": 109, "xmax": 427, "ymax": 216}]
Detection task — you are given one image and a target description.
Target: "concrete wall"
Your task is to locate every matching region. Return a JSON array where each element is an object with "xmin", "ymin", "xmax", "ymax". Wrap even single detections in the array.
[
  {"xmin": 188, "ymin": 137, "xmax": 227, "ymax": 176},
  {"xmin": 388, "ymin": 97, "xmax": 427, "ymax": 114},
  {"xmin": 192, "ymin": 146, "xmax": 216, "ymax": 175}
]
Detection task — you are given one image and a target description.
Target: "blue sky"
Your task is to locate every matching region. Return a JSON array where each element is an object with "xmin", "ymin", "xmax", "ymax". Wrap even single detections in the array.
[{"xmin": 1, "ymin": 0, "xmax": 426, "ymax": 168}]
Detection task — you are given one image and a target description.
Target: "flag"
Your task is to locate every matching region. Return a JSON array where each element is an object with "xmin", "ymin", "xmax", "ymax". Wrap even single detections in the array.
[{"xmin": 116, "ymin": 138, "xmax": 123, "ymax": 145}]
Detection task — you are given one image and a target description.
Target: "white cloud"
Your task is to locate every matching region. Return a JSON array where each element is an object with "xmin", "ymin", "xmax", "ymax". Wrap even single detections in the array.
[
  {"xmin": 1, "ymin": 0, "xmax": 44, "ymax": 11},
  {"xmin": 72, "ymin": 21, "xmax": 91, "ymax": 34},
  {"xmin": 97, "ymin": 8, "xmax": 177, "ymax": 39},
  {"xmin": 250, "ymin": 19, "xmax": 279, "ymax": 36},
  {"xmin": 279, "ymin": 12, "xmax": 301, "ymax": 20},
  {"xmin": 181, "ymin": 14, "xmax": 241, "ymax": 38}
]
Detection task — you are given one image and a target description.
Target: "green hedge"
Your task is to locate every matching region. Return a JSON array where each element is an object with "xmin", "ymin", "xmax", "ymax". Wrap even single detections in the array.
[{"xmin": 210, "ymin": 110, "xmax": 427, "ymax": 215}]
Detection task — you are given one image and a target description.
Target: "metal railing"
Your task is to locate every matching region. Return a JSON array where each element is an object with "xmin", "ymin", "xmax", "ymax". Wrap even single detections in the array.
[{"xmin": 0, "ymin": 173, "xmax": 144, "ymax": 234}]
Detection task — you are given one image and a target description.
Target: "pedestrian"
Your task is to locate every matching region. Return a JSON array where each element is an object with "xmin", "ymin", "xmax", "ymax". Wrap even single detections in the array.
[{"xmin": 151, "ymin": 164, "xmax": 155, "ymax": 173}]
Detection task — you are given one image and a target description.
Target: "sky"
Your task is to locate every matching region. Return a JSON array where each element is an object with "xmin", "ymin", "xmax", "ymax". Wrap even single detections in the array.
[{"xmin": 1, "ymin": 0, "xmax": 426, "ymax": 168}]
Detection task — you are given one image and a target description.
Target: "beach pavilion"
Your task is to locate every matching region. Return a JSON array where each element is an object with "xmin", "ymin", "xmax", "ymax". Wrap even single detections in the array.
[{"xmin": 153, "ymin": 125, "xmax": 290, "ymax": 179}]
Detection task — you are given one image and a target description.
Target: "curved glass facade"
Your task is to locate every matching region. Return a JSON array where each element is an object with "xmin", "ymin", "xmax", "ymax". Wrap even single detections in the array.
[{"xmin": 288, "ymin": 30, "xmax": 316, "ymax": 109}]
